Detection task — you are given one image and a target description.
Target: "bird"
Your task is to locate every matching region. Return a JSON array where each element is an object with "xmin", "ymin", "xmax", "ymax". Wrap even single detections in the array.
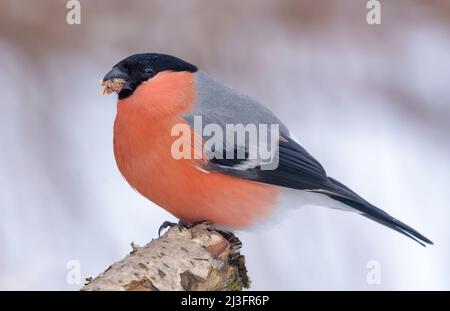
[{"xmin": 101, "ymin": 53, "xmax": 432, "ymax": 246}]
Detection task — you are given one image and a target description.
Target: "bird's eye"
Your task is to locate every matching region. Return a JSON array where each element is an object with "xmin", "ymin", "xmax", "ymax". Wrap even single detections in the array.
[{"xmin": 143, "ymin": 67, "xmax": 154, "ymax": 76}]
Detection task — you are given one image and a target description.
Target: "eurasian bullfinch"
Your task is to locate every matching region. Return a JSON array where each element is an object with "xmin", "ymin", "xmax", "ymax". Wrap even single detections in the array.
[{"xmin": 101, "ymin": 53, "xmax": 432, "ymax": 246}]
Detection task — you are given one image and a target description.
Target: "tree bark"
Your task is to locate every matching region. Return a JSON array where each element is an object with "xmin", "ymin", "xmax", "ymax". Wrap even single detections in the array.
[{"xmin": 81, "ymin": 223, "xmax": 250, "ymax": 291}]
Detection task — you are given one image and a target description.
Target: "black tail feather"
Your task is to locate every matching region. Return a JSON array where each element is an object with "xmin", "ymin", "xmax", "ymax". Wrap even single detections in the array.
[{"xmin": 322, "ymin": 177, "xmax": 433, "ymax": 246}]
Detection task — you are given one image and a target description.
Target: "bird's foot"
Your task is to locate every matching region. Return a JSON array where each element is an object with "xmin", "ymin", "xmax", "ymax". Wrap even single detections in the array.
[
  {"xmin": 158, "ymin": 221, "xmax": 178, "ymax": 237},
  {"xmin": 158, "ymin": 220, "xmax": 209, "ymax": 237}
]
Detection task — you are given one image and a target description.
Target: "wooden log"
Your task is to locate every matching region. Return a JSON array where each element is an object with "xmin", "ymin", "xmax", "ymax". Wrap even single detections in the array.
[{"xmin": 81, "ymin": 223, "xmax": 250, "ymax": 291}]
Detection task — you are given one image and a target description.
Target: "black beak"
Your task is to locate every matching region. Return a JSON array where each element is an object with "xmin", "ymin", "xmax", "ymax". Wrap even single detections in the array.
[{"xmin": 103, "ymin": 67, "xmax": 129, "ymax": 82}]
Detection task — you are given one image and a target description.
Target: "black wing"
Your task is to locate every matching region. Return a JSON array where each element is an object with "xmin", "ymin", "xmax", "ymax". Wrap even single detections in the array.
[
  {"xmin": 206, "ymin": 135, "xmax": 433, "ymax": 246},
  {"xmin": 208, "ymin": 135, "xmax": 329, "ymax": 190}
]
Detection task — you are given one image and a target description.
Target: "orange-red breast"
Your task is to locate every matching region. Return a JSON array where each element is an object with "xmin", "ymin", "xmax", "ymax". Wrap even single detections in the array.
[{"xmin": 102, "ymin": 53, "xmax": 432, "ymax": 246}]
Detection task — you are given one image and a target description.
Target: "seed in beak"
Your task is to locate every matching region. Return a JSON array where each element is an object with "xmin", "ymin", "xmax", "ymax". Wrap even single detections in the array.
[{"xmin": 100, "ymin": 78, "xmax": 126, "ymax": 95}]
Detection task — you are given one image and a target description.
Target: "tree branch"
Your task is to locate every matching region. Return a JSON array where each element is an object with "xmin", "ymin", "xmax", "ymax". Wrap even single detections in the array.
[{"xmin": 81, "ymin": 223, "xmax": 250, "ymax": 291}]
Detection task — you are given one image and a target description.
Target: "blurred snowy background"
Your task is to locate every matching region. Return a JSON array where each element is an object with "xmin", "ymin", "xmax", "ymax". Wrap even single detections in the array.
[{"xmin": 0, "ymin": 0, "xmax": 449, "ymax": 290}]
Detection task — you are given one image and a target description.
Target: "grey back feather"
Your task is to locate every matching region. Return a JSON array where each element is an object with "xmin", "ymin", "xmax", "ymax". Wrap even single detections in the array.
[{"xmin": 184, "ymin": 71, "xmax": 289, "ymax": 136}]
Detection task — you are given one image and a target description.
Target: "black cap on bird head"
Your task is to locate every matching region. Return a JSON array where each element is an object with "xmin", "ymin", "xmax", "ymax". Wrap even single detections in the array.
[{"xmin": 101, "ymin": 53, "xmax": 197, "ymax": 99}]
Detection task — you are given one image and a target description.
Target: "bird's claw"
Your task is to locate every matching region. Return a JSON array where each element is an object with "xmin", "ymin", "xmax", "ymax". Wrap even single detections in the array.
[
  {"xmin": 158, "ymin": 220, "xmax": 193, "ymax": 237},
  {"xmin": 158, "ymin": 221, "xmax": 176, "ymax": 237}
]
